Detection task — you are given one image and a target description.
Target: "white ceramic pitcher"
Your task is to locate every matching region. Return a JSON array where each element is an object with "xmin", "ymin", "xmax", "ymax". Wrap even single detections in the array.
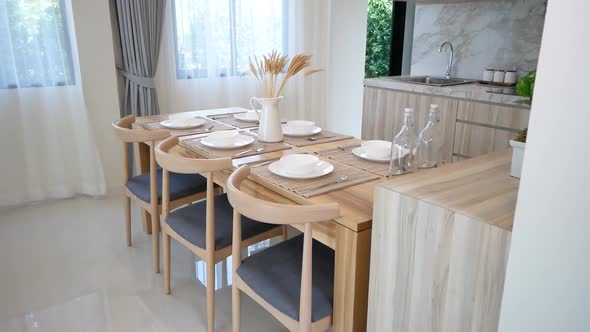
[{"xmin": 250, "ymin": 96, "xmax": 284, "ymax": 142}]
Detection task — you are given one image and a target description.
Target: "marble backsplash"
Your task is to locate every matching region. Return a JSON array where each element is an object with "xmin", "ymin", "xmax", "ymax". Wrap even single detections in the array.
[{"xmin": 411, "ymin": 0, "xmax": 546, "ymax": 80}]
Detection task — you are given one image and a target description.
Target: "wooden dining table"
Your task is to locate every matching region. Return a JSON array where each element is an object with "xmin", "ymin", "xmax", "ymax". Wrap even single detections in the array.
[{"xmin": 132, "ymin": 107, "xmax": 388, "ymax": 332}]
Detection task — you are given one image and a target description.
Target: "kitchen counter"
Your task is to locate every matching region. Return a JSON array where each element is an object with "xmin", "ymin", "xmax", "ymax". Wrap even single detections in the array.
[
  {"xmin": 368, "ymin": 150, "xmax": 517, "ymax": 332},
  {"xmin": 379, "ymin": 149, "xmax": 519, "ymax": 231},
  {"xmin": 365, "ymin": 76, "xmax": 530, "ymax": 109}
]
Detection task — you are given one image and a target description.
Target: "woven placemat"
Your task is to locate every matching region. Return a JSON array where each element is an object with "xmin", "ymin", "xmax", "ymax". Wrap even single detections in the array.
[
  {"xmin": 315, "ymin": 144, "xmax": 390, "ymax": 177},
  {"xmin": 208, "ymin": 113, "xmax": 259, "ymax": 129},
  {"xmin": 283, "ymin": 131, "xmax": 353, "ymax": 147},
  {"xmin": 250, "ymin": 157, "xmax": 379, "ymax": 198},
  {"xmin": 139, "ymin": 118, "xmax": 234, "ymax": 136},
  {"xmin": 179, "ymin": 136, "xmax": 291, "ymax": 159},
  {"xmin": 248, "ymin": 129, "xmax": 352, "ymax": 147}
]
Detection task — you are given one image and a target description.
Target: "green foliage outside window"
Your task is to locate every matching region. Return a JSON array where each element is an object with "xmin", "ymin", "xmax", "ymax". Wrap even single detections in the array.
[{"xmin": 365, "ymin": 0, "xmax": 393, "ymax": 78}]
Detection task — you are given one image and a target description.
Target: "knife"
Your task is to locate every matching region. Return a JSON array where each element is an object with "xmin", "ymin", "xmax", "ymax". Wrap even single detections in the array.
[
  {"xmin": 251, "ymin": 158, "xmax": 281, "ymax": 168},
  {"xmin": 233, "ymin": 147, "xmax": 266, "ymax": 158}
]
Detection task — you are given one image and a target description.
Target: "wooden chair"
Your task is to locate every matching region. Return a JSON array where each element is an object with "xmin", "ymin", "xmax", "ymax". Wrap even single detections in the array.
[
  {"xmin": 226, "ymin": 165, "xmax": 341, "ymax": 332},
  {"xmin": 155, "ymin": 136, "xmax": 286, "ymax": 332},
  {"xmin": 112, "ymin": 115, "xmax": 209, "ymax": 273}
]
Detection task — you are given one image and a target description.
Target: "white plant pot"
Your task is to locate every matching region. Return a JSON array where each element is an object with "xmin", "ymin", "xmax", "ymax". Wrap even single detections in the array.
[{"xmin": 509, "ymin": 140, "xmax": 526, "ymax": 178}]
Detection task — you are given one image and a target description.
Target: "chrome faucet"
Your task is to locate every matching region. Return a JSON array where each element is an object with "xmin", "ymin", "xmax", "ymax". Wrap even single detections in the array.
[{"xmin": 439, "ymin": 41, "xmax": 454, "ymax": 79}]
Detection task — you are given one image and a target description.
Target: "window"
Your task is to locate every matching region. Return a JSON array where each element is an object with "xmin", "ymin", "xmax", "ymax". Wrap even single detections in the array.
[
  {"xmin": 172, "ymin": 0, "xmax": 288, "ymax": 79},
  {"xmin": 365, "ymin": 0, "xmax": 408, "ymax": 78},
  {"xmin": 0, "ymin": 0, "xmax": 75, "ymax": 89}
]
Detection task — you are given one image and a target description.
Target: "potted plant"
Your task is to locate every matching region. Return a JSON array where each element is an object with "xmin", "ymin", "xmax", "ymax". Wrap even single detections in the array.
[{"xmin": 509, "ymin": 70, "xmax": 536, "ymax": 178}]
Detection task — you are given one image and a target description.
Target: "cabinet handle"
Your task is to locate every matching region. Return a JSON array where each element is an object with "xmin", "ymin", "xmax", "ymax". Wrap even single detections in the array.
[{"xmin": 456, "ymin": 119, "xmax": 523, "ymax": 133}]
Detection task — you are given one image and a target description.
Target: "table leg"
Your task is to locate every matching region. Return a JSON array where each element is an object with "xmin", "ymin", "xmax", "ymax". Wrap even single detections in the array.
[
  {"xmin": 333, "ymin": 226, "xmax": 372, "ymax": 332},
  {"xmin": 134, "ymin": 141, "xmax": 152, "ymax": 234}
]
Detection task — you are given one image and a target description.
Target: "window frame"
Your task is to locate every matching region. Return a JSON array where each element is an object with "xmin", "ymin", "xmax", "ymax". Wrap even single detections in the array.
[
  {"xmin": 1, "ymin": 0, "xmax": 76, "ymax": 89},
  {"xmin": 171, "ymin": 0, "xmax": 289, "ymax": 80}
]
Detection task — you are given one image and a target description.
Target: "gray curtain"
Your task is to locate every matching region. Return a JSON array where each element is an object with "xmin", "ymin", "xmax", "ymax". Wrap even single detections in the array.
[{"xmin": 115, "ymin": 0, "xmax": 166, "ymax": 116}]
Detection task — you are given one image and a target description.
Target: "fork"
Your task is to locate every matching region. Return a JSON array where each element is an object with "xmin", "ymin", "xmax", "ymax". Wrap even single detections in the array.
[
  {"xmin": 307, "ymin": 135, "xmax": 336, "ymax": 141},
  {"xmin": 176, "ymin": 125, "xmax": 215, "ymax": 136},
  {"xmin": 211, "ymin": 114, "xmax": 233, "ymax": 120},
  {"xmin": 190, "ymin": 124, "xmax": 214, "ymax": 132},
  {"xmin": 304, "ymin": 175, "xmax": 350, "ymax": 192}
]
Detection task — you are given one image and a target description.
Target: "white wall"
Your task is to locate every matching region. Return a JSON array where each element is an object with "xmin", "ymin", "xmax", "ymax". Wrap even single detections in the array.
[
  {"xmin": 70, "ymin": 0, "xmax": 123, "ymax": 192},
  {"xmin": 499, "ymin": 1, "xmax": 590, "ymax": 331},
  {"xmin": 325, "ymin": 0, "xmax": 368, "ymax": 137}
]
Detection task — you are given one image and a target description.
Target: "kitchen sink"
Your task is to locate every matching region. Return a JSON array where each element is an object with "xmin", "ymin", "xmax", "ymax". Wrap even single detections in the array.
[{"xmin": 390, "ymin": 76, "xmax": 476, "ymax": 87}]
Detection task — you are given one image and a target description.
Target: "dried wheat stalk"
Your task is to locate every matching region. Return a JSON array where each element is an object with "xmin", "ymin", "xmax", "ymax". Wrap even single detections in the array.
[{"xmin": 249, "ymin": 50, "xmax": 321, "ymax": 98}]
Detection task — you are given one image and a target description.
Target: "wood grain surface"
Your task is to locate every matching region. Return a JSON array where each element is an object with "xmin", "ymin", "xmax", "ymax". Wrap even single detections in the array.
[
  {"xmin": 368, "ymin": 185, "xmax": 512, "ymax": 332},
  {"xmin": 379, "ymin": 150, "xmax": 518, "ymax": 231}
]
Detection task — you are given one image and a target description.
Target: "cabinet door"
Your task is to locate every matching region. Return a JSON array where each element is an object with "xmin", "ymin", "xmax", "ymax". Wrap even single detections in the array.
[
  {"xmin": 362, "ymin": 87, "xmax": 458, "ymax": 162},
  {"xmin": 456, "ymin": 101, "xmax": 530, "ymax": 129},
  {"xmin": 453, "ymin": 101, "xmax": 530, "ymax": 158},
  {"xmin": 362, "ymin": 88, "xmax": 409, "ymax": 141},
  {"xmin": 453, "ymin": 123, "xmax": 521, "ymax": 158}
]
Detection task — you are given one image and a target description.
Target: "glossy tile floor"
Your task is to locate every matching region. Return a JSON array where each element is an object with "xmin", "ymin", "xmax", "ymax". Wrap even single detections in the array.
[{"xmin": 0, "ymin": 194, "xmax": 288, "ymax": 331}]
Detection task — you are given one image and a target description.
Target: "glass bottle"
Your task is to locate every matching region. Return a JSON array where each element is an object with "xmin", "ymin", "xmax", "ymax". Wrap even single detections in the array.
[
  {"xmin": 418, "ymin": 104, "xmax": 443, "ymax": 168},
  {"xmin": 388, "ymin": 108, "xmax": 418, "ymax": 176}
]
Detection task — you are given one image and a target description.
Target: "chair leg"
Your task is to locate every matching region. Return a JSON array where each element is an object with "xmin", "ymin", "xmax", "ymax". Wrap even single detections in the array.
[
  {"xmin": 215, "ymin": 186, "xmax": 224, "ymax": 196},
  {"xmin": 142, "ymin": 211, "xmax": 152, "ymax": 234},
  {"xmin": 232, "ymin": 283, "xmax": 241, "ymax": 332},
  {"xmin": 207, "ymin": 259, "xmax": 215, "ymax": 332},
  {"xmin": 152, "ymin": 211, "xmax": 160, "ymax": 273},
  {"xmin": 124, "ymin": 196, "xmax": 131, "ymax": 246},
  {"xmin": 282, "ymin": 225, "xmax": 289, "ymax": 241},
  {"xmin": 163, "ymin": 229, "xmax": 171, "ymax": 294}
]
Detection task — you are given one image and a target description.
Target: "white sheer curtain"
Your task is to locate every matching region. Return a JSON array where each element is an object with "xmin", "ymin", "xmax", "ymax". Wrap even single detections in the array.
[
  {"xmin": 156, "ymin": 0, "xmax": 331, "ymax": 125},
  {"xmin": 0, "ymin": 0, "xmax": 105, "ymax": 207}
]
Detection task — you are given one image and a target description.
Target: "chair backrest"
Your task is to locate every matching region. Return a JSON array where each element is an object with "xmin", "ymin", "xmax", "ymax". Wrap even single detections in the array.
[
  {"xmin": 156, "ymin": 135, "xmax": 234, "ymax": 256},
  {"xmin": 112, "ymin": 115, "xmax": 169, "ymax": 143},
  {"xmin": 227, "ymin": 165, "xmax": 340, "ymax": 331},
  {"xmin": 155, "ymin": 136, "xmax": 233, "ymax": 174},
  {"xmin": 112, "ymin": 114, "xmax": 170, "ymax": 201},
  {"xmin": 226, "ymin": 165, "xmax": 340, "ymax": 225}
]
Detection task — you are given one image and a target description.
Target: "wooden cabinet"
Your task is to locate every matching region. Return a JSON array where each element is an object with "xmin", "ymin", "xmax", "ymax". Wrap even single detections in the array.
[
  {"xmin": 362, "ymin": 86, "xmax": 531, "ymax": 162},
  {"xmin": 368, "ymin": 151, "xmax": 516, "ymax": 332},
  {"xmin": 362, "ymin": 87, "xmax": 458, "ymax": 163},
  {"xmin": 453, "ymin": 101, "xmax": 530, "ymax": 159}
]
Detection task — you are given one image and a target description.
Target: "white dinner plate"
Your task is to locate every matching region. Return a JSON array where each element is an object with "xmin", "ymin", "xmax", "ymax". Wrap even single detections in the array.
[
  {"xmin": 282, "ymin": 124, "xmax": 322, "ymax": 137},
  {"xmin": 201, "ymin": 134, "xmax": 255, "ymax": 149},
  {"xmin": 234, "ymin": 112, "xmax": 259, "ymax": 122},
  {"xmin": 160, "ymin": 118, "xmax": 206, "ymax": 130},
  {"xmin": 268, "ymin": 160, "xmax": 334, "ymax": 180},
  {"xmin": 352, "ymin": 147, "xmax": 390, "ymax": 163}
]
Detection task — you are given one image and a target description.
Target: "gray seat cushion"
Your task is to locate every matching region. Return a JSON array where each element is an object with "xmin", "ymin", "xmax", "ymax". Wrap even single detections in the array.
[
  {"xmin": 125, "ymin": 169, "xmax": 207, "ymax": 203},
  {"xmin": 166, "ymin": 193, "xmax": 279, "ymax": 250},
  {"xmin": 236, "ymin": 234, "xmax": 335, "ymax": 322}
]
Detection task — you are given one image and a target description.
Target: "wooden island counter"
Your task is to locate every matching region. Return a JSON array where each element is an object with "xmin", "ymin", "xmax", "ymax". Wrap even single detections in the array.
[{"xmin": 368, "ymin": 150, "xmax": 518, "ymax": 332}]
